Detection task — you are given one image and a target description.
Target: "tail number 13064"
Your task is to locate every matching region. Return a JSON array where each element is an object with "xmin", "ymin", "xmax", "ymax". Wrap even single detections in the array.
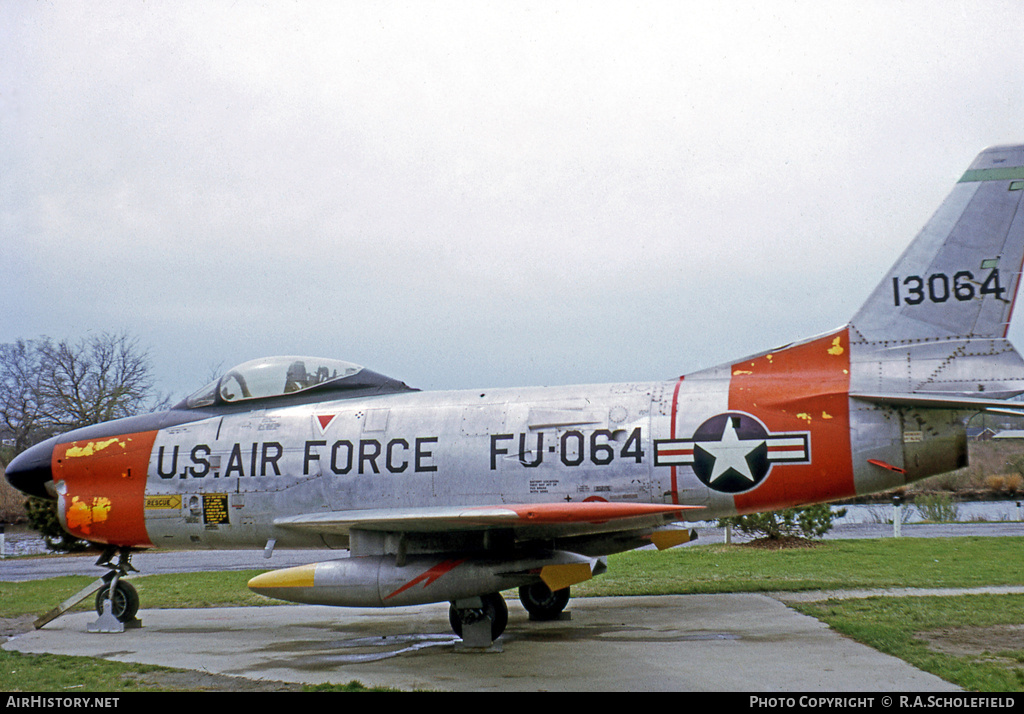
[{"xmin": 892, "ymin": 268, "xmax": 1005, "ymax": 306}]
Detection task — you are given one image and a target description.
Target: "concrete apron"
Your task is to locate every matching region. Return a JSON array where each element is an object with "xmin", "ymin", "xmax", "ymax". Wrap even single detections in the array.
[{"xmin": 3, "ymin": 594, "xmax": 959, "ymax": 692}]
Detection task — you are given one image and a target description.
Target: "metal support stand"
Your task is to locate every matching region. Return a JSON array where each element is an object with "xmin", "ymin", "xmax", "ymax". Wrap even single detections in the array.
[
  {"xmin": 87, "ymin": 570, "xmax": 140, "ymax": 633},
  {"xmin": 452, "ymin": 596, "xmax": 502, "ymax": 653},
  {"xmin": 456, "ymin": 619, "xmax": 498, "ymax": 650}
]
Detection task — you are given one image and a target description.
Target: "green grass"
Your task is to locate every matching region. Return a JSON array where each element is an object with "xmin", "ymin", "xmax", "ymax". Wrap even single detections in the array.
[
  {"xmin": 3, "ymin": 537, "xmax": 1023, "ymax": 691},
  {"xmin": 4, "ymin": 537, "xmax": 1019, "ymax": 618},
  {"xmin": 577, "ymin": 537, "xmax": 1024, "ymax": 597},
  {"xmin": 0, "ymin": 648, "xmax": 402, "ymax": 692},
  {"xmin": 795, "ymin": 595, "xmax": 1024, "ymax": 692},
  {"xmin": 0, "ymin": 571, "xmax": 272, "ymax": 619},
  {"xmin": 0, "ymin": 649, "xmax": 173, "ymax": 692}
]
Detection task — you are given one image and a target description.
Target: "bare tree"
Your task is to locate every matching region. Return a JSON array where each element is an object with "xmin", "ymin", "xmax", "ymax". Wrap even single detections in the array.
[
  {"xmin": 0, "ymin": 331, "xmax": 165, "ymax": 460},
  {"xmin": 35, "ymin": 332, "xmax": 159, "ymax": 430},
  {"xmin": 0, "ymin": 339, "xmax": 47, "ymax": 454}
]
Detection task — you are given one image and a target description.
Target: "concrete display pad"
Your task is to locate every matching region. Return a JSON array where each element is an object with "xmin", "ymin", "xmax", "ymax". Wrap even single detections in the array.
[{"xmin": 4, "ymin": 594, "xmax": 960, "ymax": 692}]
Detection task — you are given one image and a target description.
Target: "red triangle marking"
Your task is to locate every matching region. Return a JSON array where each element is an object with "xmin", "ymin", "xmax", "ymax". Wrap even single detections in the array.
[{"xmin": 316, "ymin": 414, "xmax": 337, "ymax": 432}]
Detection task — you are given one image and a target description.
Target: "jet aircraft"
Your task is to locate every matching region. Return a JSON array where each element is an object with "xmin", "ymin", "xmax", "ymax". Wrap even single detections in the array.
[{"xmin": 8, "ymin": 145, "xmax": 1024, "ymax": 644}]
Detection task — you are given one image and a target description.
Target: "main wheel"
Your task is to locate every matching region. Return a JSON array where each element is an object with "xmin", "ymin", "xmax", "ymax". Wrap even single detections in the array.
[
  {"xmin": 95, "ymin": 580, "xmax": 139, "ymax": 623},
  {"xmin": 519, "ymin": 582, "xmax": 570, "ymax": 619},
  {"xmin": 448, "ymin": 592, "xmax": 509, "ymax": 641}
]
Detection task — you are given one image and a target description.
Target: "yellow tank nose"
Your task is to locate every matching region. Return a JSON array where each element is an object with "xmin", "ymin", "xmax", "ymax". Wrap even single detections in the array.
[{"xmin": 248, "ymin": 563, "xmax": 317, "ymax": 591}]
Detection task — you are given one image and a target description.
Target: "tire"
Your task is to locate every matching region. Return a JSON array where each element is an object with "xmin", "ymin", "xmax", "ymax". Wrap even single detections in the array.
[
  {"xmin": 518, "ymin": 582, "xmax": 570, "ymax": 619},
  {"xmin": 95, "ymin": 580, "xmax": 140, "ymax": 623},
  {"xmin": 448, "ymin": 592, "xmax": 508, "ymax": 641}
]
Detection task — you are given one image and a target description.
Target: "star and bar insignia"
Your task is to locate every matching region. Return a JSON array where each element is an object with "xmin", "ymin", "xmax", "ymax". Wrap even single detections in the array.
[{"xmin": 655, "ymin": 412, "xmax": 810, "ymax": 493}]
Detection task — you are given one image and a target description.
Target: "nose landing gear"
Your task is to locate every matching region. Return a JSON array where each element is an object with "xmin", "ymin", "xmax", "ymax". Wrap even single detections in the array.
[
  {"xmin": 88, "ymin": 547, "xmax": 141, "ymax": 633},
  {"xmin": 94, "ymin": 576, "xmax": 140, "ymax": 625}
]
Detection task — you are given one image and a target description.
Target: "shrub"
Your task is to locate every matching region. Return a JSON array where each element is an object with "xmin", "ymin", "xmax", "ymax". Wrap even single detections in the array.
[
  {"xmin": 985, "ymin": 474, "xmax": 1006, "ymax": 492},
  {"xmin": 1005, "ymin": 473, "xmax": 1024, "ymax": 493},
  {"xmin": 0, "ymin": 468, "xmax": 28, "ymax": 523},
  {"xmin": 914, "ymin": 493, "xmax": 960, "ymax": 522},
  {"xmin": 717, "ymin": 503, "xmax": 847, "ymax": 541},
  {"xmin": 24, "ymin": 497, "xmax": 90, "ymax": 552}
]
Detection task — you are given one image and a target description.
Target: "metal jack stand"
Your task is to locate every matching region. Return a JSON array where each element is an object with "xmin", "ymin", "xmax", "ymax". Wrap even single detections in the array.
[{"xmin": 452, "ymin": 597, "xmax": 503, "ymax": 653}]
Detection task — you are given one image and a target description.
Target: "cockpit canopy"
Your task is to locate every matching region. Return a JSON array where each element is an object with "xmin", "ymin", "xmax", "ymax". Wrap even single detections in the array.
[{"xmin": 184, "ymin": 356, "xmax": 367, "ymax": 408}]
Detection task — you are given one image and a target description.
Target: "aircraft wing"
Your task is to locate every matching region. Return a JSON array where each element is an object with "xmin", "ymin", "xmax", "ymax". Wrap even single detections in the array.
[
  {"xmin": 274, "ymin": 501, "xmax": 701, "ymax": 542},
  {"xmin": 851, "ymin": 391, "xmax": 1024, "ymax": 416}
]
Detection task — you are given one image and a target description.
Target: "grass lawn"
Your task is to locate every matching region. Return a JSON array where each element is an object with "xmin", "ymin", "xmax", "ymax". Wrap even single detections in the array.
[
  {"xmin": 794, "ymin": 594, "xmax": 1024, "ymax": 692},
  {"xmin": 575, "ymin": 536, "xmax": 1024, "ymax": 596}
]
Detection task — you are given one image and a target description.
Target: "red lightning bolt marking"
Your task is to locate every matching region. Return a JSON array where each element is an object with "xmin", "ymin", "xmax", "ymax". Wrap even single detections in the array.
[{"xmin": 384, "ymin": 558, "xmax": 466, "ymax": 600}]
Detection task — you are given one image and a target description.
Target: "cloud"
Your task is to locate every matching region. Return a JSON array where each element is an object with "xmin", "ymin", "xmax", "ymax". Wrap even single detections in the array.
[{"xmin": 4, "ymin": 1, "xmax": 1024, "ymax": 398}]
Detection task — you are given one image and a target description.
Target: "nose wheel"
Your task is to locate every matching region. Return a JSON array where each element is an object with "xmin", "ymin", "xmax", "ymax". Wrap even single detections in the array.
[{"xmin": 95, "ymin": 577, "xmax": 139, "ymax": 623}]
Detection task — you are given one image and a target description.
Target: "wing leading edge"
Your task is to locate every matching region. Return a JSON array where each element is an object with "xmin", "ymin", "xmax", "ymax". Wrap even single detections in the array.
[{"xmin": 274, "ymin": 501, "xmax": 701, "ymax": 541}]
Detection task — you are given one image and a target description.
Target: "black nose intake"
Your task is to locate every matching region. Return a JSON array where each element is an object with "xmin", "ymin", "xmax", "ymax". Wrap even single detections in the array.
[{"xmin": 4, "ymin": 441, "xmax": 55, "ymax": 500}]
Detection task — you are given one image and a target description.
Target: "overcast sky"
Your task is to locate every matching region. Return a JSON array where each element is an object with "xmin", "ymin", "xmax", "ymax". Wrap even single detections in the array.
[{"xmin": 3, "ymin": 1, "xmax": 1024, "ymax": 402}]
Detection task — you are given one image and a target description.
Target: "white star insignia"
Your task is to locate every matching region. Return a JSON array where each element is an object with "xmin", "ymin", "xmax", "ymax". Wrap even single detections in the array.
[{"xmin": 699, "ymin": 418, "xmax": 765, "ymax": 483}]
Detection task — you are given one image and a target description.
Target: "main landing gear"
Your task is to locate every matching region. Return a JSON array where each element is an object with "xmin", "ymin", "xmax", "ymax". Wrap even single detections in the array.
[
  {"xmin": 518, "ymin": 582, "xmax": 571, "ymax": 621},
  {"xmin": 449, "ymin": 593, "xmax": 509, "ymax": 646},
  {"xmin": 447, "ymin": 584, "xmax": 572, "ymax": 646}
]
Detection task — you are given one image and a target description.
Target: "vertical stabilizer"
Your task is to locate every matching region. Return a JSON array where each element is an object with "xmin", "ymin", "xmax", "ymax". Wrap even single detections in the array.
[{"xmin": 850, "ymin": 145, "xmax": 1024, "ymax": 344}]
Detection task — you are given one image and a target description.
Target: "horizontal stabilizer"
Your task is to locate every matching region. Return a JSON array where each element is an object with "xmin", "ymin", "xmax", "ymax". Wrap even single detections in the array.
[{"xmin": 851, "ymin": 391, "xmax": 1024, "ymax": 416}]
